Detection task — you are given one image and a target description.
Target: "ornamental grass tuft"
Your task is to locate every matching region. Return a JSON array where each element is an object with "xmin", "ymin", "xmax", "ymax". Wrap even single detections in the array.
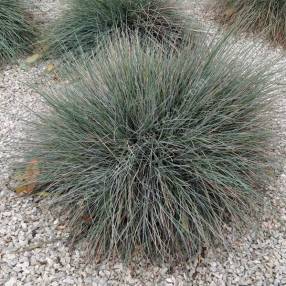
[
  {"xmin": 45, "ymin": 0, "xmax": 201, "ymax": 57},
  {"xmin": 215, "ymin": 0, "xmax": 286, "ymax": 47},
  {"xmin": 0, "ymin": 0, "xmax": 35, "ymax": 63},
  {"xmin": 19, "ymin": 34, "xmax": 281, "ymax": 262}
]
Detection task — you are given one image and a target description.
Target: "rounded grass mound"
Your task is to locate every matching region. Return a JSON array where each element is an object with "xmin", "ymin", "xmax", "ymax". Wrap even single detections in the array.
[
  {"xmin": 0, "ymin": 0, "xmax": 35, "ymax": 63},
  {"xmin": 215, "ymin": 0, "xmax": 286, "ymax": 47},
  {"xmin": 46, "ymin": 0, "xmax": 201, "ymax": 57},
  {"xmin": 21, "ymin": 35, "xmax": 280, "ymax": 262}
]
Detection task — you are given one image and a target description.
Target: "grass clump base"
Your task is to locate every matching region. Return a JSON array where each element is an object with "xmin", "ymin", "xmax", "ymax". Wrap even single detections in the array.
[
  {"xmin": 20, "ymin": 34, "xmax": 280, "ymax": 263},
  {"xmin": 46, "ymin": 0, "xmax": 201, "ymax": 57},
  {"xmin": 214, "ymin": 0, "xmax": 286, "ymax": 47},
  {"xmin": 0, "ymin": 0, "xmax": 35, "ymax": 63}
]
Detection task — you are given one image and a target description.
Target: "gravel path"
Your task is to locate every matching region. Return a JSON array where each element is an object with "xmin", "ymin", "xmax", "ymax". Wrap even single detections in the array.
[{"xmin": 0, "ymin": 1, "xmax": 286, "ymax": 285}]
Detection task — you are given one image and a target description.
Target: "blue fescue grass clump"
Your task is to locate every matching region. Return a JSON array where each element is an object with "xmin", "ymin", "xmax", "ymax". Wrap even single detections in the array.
[
  {"xmin": 19, "ymin": 34, "xmax": 281, "ymax": 263},
  {"xmin": 0, "ymin": 0, "xmax": 35, "ymax": 63},
  {"xmin": 45, "ymin": 0, "xmax": 201, "ymax": 57},
  {"xmin": 215, "ymin": 0, "xmax": 286, "ymax": 47}
]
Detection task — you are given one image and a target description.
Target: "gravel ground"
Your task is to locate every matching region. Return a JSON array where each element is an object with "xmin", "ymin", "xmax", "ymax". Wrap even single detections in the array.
[{"xmin": 1, "ymin": 0, "xmax": 286, "ymax": 285}]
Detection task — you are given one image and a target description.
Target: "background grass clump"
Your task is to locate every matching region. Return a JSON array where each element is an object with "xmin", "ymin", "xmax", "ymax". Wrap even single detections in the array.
[
  {"xmin": 215, "ymin": 0, "xmax": 286, "ymax": 47},
  {"xmin": 20, "ymin": 34, "xmax": 280, "ymax": 263},
  {"xmin": 0, "ymin": 0, "xmax": 35, "ymax": 63},
  {"xmin": 46, "ymin": 0, "xmax": 201, "ymax": 56}
]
